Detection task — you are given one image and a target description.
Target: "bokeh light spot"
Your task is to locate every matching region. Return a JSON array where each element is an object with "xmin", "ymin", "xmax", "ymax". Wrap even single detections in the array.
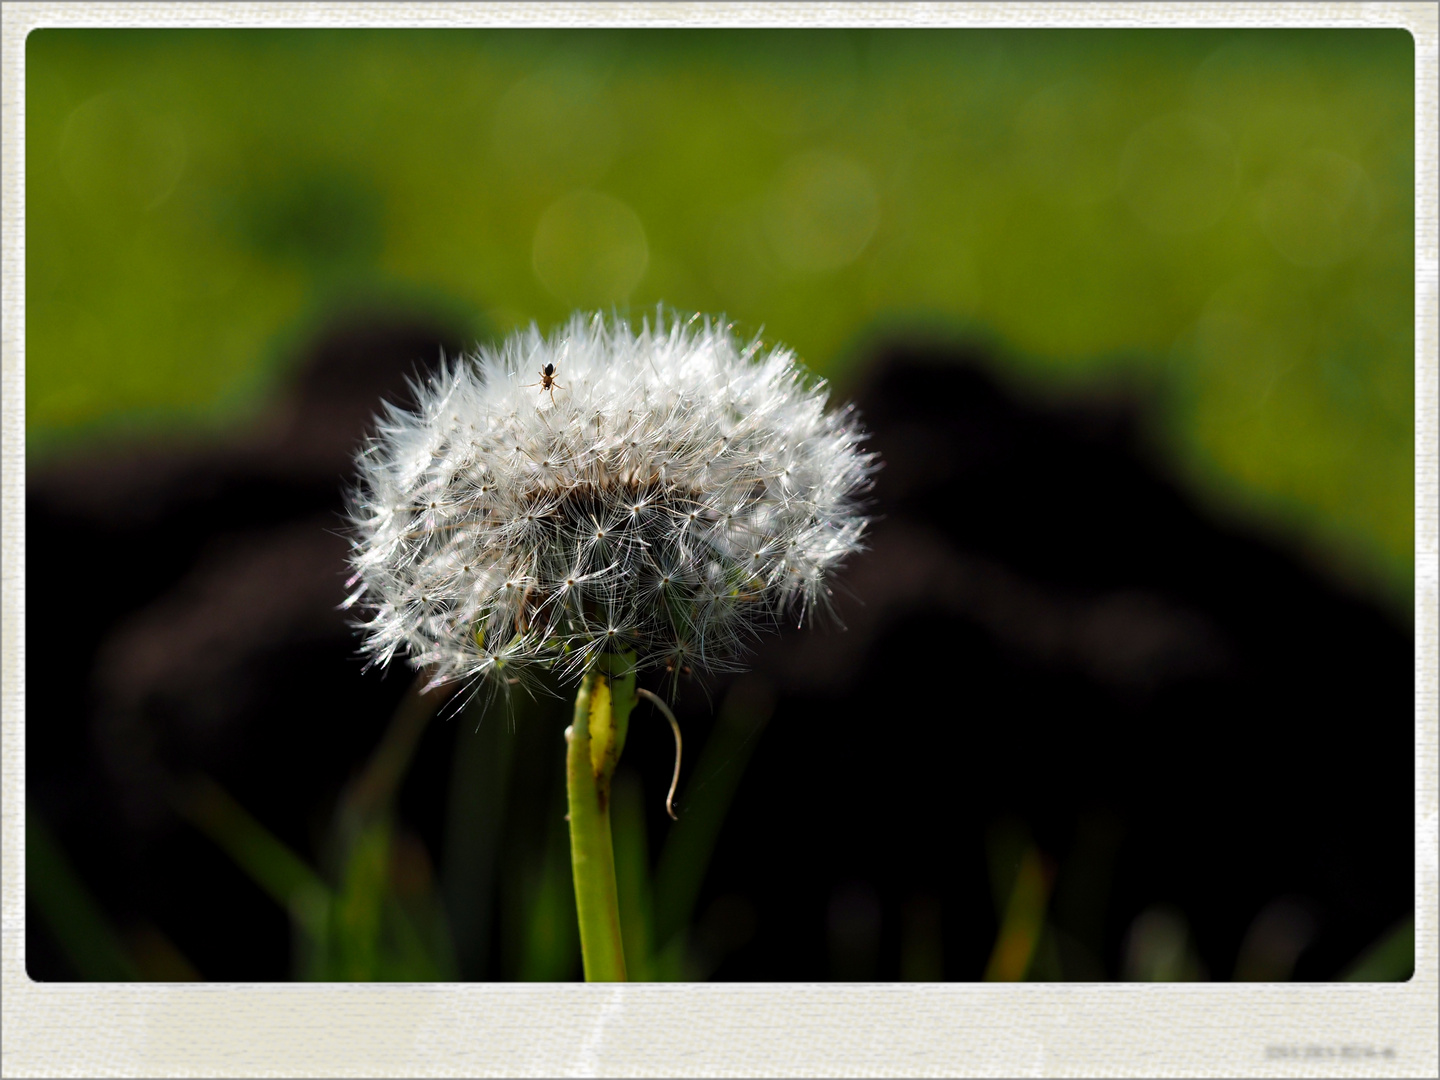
[
  {"xmin": 762, "ymin": 151, "xmax": 880, "ymax": 275},
  {"xmin": 1120, "ymin": 112, "xmax": 1238, "ymax": 234},
  {"xmin": 532, "ymin": 190, "xmax": 649, "ymax": 307},
  {"xmin": 1015, "ymin": 79, "xmax": 1123, "ymax": 206},
  {"xmin": 1189, "ymin": 271, "xmax": 1316, "ymax": 412},
  {"xmin": 1257, "ymin": 150, "xmax": 1379, "ymax": 268},
  {"xmin": 730, "ymin": 32, "xmax": 860, "ymax": 136},
  {"xmin": 59, "ymin": 91, "xmax": 187, "ymax": 213},
  {"xmin": 492, "ymin": 64, "xmax": 620, "ymax": 194},
  {"xmin": 708, "ymin": 200, "xmax": 777, "ymax": 312}
]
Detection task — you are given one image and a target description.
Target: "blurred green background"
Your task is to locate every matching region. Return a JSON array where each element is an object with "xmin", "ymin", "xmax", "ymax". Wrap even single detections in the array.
[{"xmin": 26, "ymin": 28, "xmax": 1414, "ymax": 610}]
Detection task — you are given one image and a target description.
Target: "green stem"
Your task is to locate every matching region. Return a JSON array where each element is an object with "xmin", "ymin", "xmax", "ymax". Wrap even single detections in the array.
[{"xmin": 566, "ymin": 654, "xmax": 637, "ymax": 982}]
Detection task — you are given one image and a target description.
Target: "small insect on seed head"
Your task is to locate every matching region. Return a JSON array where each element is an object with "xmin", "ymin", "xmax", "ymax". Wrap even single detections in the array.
[{"xmin": 524, "ymin": 361, "xmax": 565, "ymax": 406}]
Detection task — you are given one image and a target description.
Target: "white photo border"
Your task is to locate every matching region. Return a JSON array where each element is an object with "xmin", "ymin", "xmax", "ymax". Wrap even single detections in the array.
[{"xmin": 3, "ymin": 3, "xmax": 1435, "ymax": 1076}]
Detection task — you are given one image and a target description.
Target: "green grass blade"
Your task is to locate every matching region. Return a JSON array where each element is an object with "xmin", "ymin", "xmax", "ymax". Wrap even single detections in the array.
[
  {"xmin": 440, "ymin": 695, "xmax": 518, "ymax": 978},
  {"xmin": 173, "ymin": 775, "xmax": 330, "ymax": 940},
  {"xmin": 983, "ymin": 844, "xmax": 1053, "ymax": 981},
  {"xmin": 26, "ymin": 806, "xmax": 141, "ymax": 981},
  {"xmin": 1341, "ymin": 915, "xmax": 1414, "ymax": 981},
  {"xmin": 518, "ymin": 811, "xmax": 581, "ymax": 982},
  {"xmin": 612, "ymin": 770, "xmax": 656, "ymax": 981}
]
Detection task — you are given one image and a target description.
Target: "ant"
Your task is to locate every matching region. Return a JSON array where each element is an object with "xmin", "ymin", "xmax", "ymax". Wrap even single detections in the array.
[{"xmin": 524, "ymin": 363, "xmax": 565, "ymax": 406}]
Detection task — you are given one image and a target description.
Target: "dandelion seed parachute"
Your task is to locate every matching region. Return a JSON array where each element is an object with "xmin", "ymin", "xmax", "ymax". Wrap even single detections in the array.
[{"xmin": 345, "ymin": 311, "xmax": 875, "ymax": 693}]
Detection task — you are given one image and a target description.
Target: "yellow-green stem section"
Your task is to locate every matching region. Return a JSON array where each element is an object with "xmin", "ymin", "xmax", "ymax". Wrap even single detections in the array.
[{"xmin": 567, "ymin": 655, "xmax": 637, "ymax": 982}]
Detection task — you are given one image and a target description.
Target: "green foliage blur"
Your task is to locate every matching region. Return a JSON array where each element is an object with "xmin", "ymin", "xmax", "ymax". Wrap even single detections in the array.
[{"xmin": 26, "ymin": 28, "xmax": 1415, "ymax": 609}]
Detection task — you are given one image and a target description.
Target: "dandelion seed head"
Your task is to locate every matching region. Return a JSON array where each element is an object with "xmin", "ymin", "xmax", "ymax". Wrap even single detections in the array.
[{"xmin": 347, "ymin": 310, "xmax": 875, "ymax": 690}]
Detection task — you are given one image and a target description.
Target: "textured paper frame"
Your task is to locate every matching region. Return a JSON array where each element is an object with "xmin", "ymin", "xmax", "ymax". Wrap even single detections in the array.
[{"xmin": 2, "ymin": 4, "xmax": 1435, "ymax": 1076}]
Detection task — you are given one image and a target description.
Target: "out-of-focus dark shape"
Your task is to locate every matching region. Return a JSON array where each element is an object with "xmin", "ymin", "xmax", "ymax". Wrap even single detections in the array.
[
  {"xmin": 899, "ymin": 893, "xmax": 944, "ymax": 981},
  {"xmin": 827, "ymin": 881, "xmax": 882, "ymax": 981},
  {"xmin": 688, "ymin": 893, "xmax": 759, "ymax": 980},
  {"xmin": 27, "ymin": 314, "xmax": 468, "ymax": 979},
  {"xmin": 1233, "ymin": 897, "xmax": 1319, "ymax": 981}
]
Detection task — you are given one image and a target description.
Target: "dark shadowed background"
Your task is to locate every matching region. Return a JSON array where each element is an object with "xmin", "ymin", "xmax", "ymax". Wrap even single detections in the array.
[{"xmin": 25, "ymin": 28, "xmax": 1414, "ymax": 982}]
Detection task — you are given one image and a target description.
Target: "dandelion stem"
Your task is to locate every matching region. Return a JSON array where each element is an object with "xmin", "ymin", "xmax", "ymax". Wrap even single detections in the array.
[{"xmin": 566, "ymin": 654, "xmax": 637, "ymax": 981}]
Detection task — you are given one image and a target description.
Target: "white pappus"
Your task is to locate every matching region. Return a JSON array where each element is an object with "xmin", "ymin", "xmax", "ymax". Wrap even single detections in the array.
[{"xmin": 345, "ymin": 311, "xmax": 876, "ymax": 694}]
